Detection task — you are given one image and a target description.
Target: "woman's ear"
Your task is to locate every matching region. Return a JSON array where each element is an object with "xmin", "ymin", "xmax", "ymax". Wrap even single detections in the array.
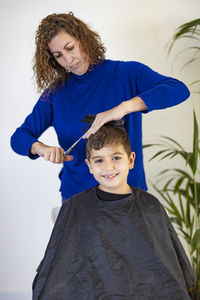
[
  {"xmin": 129, "ymin": 152, "xmax": 136, "ymax": 170},
  {"xmin": 85, "ymin": 158, "xmax": 93, "ymax": 174}
]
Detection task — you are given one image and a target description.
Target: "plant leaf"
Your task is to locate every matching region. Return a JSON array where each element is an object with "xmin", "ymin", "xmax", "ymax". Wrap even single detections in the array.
[
  {"xmin": 168, "ymin": 18, "xmax": 200, "ymax": 53},
  {"xmin": 165, "ymin": 191, "xmax": 183, "ymax": 221},
  {"xmin": 148, "ymin": 149, "xmax": 170, "ymax": 162},
  {"xmin": 189, "ymin": 111, "xmax": 199, "ymax": 174},
  {"xmin": 159, "ymin": 136, "xmax": 185, "ymax": 151},
  {"xmin": 191, "ymin": 229, "xmax": 200, "ymax": 253},
  {"xmin": 190, "ymin": 80, "xmax": 200, "ymax": 86}
]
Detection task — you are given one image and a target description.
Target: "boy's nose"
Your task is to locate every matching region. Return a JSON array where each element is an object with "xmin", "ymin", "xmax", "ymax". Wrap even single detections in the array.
[{"xmin": 105, "ymin": 160, "xmax": 114, "ymax": 170}]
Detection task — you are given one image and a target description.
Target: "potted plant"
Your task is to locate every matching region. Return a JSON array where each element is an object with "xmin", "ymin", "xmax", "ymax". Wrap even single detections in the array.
[{"xmin": 144, "ymin": 19, "xmax": 200, "ymax": 299}]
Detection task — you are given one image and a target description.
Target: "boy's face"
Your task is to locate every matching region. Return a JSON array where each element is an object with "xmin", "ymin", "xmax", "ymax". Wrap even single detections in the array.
[{"xmin": 85, "ymin": 143, "xmax": 135, "ymax": 194}]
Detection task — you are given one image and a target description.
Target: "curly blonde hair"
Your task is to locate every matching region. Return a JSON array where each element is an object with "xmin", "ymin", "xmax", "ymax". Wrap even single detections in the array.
[{"xmin": 33, "ymin": 12, "xmax": 106, "ymax": 92}]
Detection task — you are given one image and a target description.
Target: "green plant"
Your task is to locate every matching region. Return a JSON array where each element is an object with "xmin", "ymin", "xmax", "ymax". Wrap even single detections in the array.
[
  {"xmin": 144, "ymin": 112, "xmax": 200, "ymax": 298},
  {"xmin": 144, "ymin": 18, "xmax": 200, "ymax": 299},
  {"xmin": 167, "ymin": 18, "xmax": 200, "ymax": 93}
]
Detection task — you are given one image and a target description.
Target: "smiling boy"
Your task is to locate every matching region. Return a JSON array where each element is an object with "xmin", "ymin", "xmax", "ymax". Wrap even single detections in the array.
[
  {"xmin": 33, "ymin": 124, "xmax": 195, "ymax": 300},
  {"xmin": 85, "ymin": 125, "xmax": 135, "ymax": 195}
]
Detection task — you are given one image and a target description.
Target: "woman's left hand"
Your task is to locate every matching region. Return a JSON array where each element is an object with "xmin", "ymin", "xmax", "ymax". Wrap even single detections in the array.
[
  {"xmin": 83, "ymin": 97, "xmax": 147, "ymax": 139},
  {"xmin": 83, "ymin": 102, "xmax": 127, "ymax": 139}
]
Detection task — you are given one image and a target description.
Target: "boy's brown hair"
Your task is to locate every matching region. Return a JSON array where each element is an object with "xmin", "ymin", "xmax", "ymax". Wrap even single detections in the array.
[{"xmin": 86, "ymin": 124, "xmax": 132, "ymax": 160}]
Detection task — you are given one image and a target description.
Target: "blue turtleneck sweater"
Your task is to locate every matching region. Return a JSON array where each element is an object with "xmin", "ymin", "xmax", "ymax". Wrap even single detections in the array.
[{"xmin": 10, "ymin": 60, "xmax": 190, "ymax": 201}]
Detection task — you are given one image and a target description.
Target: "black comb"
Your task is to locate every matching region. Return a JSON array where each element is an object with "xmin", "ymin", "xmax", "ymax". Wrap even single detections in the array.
[{"xmin": 82, "ymin": 114, "xmax": 124, "ymax": 127}]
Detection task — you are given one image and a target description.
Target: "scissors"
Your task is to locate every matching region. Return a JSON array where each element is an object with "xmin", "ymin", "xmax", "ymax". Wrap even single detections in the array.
[
  {"xmin": 63, "ymin": 134, "xmax": 84, "ymax": 157},
  {"xmin": 63, "ymin": 115, "xmax": 124, "ymax": 157}
]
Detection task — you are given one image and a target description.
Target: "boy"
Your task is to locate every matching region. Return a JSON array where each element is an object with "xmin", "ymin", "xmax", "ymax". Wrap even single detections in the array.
[{"xmin": 33, "ymin": 124, "xmax": 195, "ymax": 300}]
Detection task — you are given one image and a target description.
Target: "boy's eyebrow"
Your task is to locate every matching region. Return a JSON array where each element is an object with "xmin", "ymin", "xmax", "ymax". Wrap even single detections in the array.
[
  {"xmin": 91, "ymin": 156, "xmax": 102, "ymax": 160},
  {"xmin": 91, "ymin": 152, "xmax": 125, "ymax": 160}
]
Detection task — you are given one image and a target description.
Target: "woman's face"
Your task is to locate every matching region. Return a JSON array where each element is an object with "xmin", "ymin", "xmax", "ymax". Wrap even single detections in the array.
[{"xmin": 48, "ymin": 31, "xmax": 89, "ymax": 75}]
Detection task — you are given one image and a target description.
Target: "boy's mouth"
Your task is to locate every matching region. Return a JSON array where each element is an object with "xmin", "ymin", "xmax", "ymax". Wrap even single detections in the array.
[{"xmin": 102, "ymin": 173, "xmax": 119, "ymax": 180}]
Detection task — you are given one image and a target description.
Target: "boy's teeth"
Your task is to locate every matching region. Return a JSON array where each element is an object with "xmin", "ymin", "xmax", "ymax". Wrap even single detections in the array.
[{"xmin": 104, "ymin": 174, "xmax": 116, "ymax": 179}]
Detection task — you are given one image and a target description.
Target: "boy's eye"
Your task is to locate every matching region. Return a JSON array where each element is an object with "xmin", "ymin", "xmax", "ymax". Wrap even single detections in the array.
[
  {"xmin": 113, "ymin": 156, "xmax": 121, "ymax": 161},
  {"xmin": 94, "ymin": 159, "xmax": 103, "ymax": 164}
]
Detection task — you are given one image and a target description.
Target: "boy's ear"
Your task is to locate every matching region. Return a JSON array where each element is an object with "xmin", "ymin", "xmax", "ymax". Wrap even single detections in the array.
[
  {"xmin": 129, "ymin": 152, "xmax": 136, "ymax": 170},
  {"xmin": 85, "ymin": 158, "xmax": 93, "ymax": 174}
]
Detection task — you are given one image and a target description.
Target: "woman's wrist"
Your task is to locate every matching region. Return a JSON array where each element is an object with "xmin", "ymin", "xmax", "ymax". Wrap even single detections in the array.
[
  {"xmin": 122, "ymin": 97, "xmax": 147, "ymax": 115},
  {"xmin": 30, "ymin": 141, "xmax": 43, "ymax": 155}
]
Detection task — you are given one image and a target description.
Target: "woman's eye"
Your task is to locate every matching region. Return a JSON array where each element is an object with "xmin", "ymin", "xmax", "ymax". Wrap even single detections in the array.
[
  {"xmin": 67, "ymin": 46, "xmax": 74, "ymax": 51},
  {"xmin": 64, "ymin": 45, "xmax": 74, "ymax": 51},
  {"xmin": 54, "ymin": 53, "xmax": 61, "ymax": 59}
]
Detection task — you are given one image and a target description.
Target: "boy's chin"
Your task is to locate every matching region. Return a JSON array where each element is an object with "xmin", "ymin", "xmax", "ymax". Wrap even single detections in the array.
[
  {"xmin": 98, "ymin": 183, "xmax": 130, "ymax": 194},
  {"xmin": 98, "ymin": 186, "xmax": 116, "ymax": 193}
]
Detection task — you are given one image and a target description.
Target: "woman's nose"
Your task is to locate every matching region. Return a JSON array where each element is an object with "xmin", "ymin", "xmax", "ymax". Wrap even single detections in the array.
[{"xmin": 63, "ymin": 52, "xmax": 73, "ymax": 64}]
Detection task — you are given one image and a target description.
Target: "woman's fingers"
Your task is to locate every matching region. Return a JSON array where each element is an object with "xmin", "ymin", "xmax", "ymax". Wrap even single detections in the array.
[
  {"xmin": 83, "ymin": 104, "xmax": 125, "ymax": 139},
  {"xmin": 83, "ymin": 112, "xmax": 109, "ymax": 138},
  {"xmin": 63, "ymin": 155, "xmax": 74, "ymax": 162},
  {"xmin": 48, "ymin": 147, "xmax": 64, "ymax": 163},
  {"xmin": 40, "ymin": 146, "xmax": 64, "ymax": 163},
  {"xmin": 55, "ymin": 147, "xmax": 64, "ymax": 163},
  {"xmin": 46, "ymin": 148, "xmax": 74, "ymax": 163},
  {"xmin": 32, "ymin": 142, "xmax": 74, "ymax": 163}
]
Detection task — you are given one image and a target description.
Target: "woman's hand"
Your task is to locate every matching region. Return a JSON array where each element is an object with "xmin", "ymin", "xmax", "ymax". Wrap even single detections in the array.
[
  {"xmin": 83, "ymin": 102, "xmax": 127, "ymax": 139},
  {"xmin": 30, "ymin": 142, "xmax": 74, "ymax": 163},
  {"xmin": 83, "ymin": 97, "xmax": 147, "ymax": 139}
]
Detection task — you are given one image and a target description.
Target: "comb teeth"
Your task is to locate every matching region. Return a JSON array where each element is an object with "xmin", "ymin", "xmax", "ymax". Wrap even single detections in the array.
[
  {"xmin": 105, "ymin": 120, "xmax": 124, "ymax": 127},
  {"xmin": 82, "ymin": 114, "xmax": 124, "ymax": 127},
  {"xmin": 82, "ymin": 114, "xmax": 95, "ymax": 124}
]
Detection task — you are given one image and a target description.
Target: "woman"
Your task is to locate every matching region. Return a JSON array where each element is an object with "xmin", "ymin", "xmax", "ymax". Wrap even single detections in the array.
[{"xmin": 11, "ymin": 12, "xmax": 190, "ymax": 202}]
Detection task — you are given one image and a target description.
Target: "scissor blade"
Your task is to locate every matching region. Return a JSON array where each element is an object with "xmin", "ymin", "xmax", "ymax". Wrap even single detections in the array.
[{"xmin": 63, "ymin": 135, "xmax": 83, "ymax": 156}]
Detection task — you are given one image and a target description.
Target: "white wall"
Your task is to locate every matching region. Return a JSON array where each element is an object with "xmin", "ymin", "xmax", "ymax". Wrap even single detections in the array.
[{"xmin": 1, "ymin": 0, "xmax": 200, "ymax": 298}]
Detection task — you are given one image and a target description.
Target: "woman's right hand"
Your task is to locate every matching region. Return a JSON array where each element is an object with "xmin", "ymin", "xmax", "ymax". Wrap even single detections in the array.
[{"xmin": 30, "ymin": 142, "xmax": 74, "ymax": 164}]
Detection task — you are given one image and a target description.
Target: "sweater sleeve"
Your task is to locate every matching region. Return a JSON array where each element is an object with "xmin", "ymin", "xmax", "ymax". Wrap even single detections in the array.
[
  {"xmin": 126, "ymin": 61, "xmax": 190, "ymax": 112},
  {"xmin": 10, "ymin": 92, "xmax": 53, "ymax": 159}
]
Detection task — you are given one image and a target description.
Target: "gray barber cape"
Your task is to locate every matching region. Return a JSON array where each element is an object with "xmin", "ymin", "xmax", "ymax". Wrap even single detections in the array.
[{"xmin": 32, "ymin": 187, "xmax": 195, "ymax": 300}]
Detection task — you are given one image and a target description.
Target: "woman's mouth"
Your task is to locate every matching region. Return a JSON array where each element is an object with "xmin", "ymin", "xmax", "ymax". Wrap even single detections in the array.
[{"xmin": 70, "ymin": 62, "xmax": 80, "ymax": 71}]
